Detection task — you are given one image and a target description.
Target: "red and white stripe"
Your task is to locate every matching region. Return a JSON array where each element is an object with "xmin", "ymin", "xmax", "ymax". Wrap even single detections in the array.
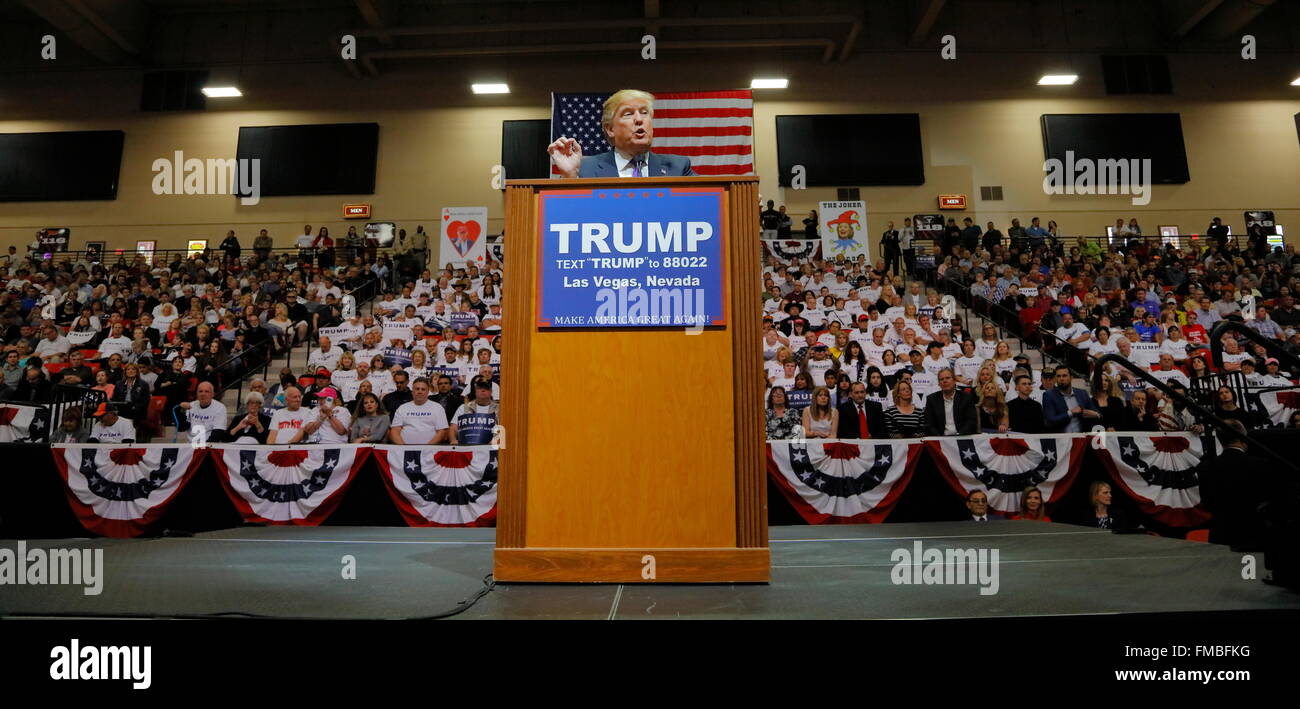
[{"xmin": 651, "ymin": 90, "xmax": 754, "ymax": 175}]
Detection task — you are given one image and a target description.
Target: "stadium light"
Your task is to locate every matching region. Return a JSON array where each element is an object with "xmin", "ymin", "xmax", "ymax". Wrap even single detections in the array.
[
  {"xmin": 201, "ymin": 86, "xmax": 243, "ymax": 98},
  {"xmin": 1037, "ymin": 74, "xmax": 1078, "ymax": 86},
  {"xmin": 750, "ymin": 78, "xmax": 789, "ymax": 89},
  {"xmin": 1291, "ymin": 76, "xmax": 1300, "ymax": 86},
  {"xmin": 472, "ymin": 83, "xmax": 510, "ymax": 94}
]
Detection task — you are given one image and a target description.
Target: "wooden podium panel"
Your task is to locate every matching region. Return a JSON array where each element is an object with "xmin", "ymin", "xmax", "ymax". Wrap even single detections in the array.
[{"xmin": 496, "ymin": 176, "xmax": 767, "ymax": 583}]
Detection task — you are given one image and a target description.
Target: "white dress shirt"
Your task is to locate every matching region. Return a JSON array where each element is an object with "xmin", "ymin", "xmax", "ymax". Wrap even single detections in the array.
[{"xmin": 614, "ymin": 150, "xmax": 648, "ymax": 178}]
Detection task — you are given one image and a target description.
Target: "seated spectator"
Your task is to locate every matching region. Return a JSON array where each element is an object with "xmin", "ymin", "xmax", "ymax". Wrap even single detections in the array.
[
  {"xmin": 923, "ymin": 369, "xmax": 978, "ymax": 436},
  {"xmin": 801, "ymin": 386, "xmax": 837, "ymax": 439},
  {"xmin": 388, "ymin": 378, "xmax": 450, "ymax": 445},
  {"xmin": 450, "ymin": 381, "xmax": 499, "ymax": 445},
  {"xmin": 267, "ymin": 387, "xmax": 310, "ymax": 444},
  {"xmin": 1012, "ymin": 486, "xmax": 1051, "ymax": 522},
  {"xmin": 181, "ymin": 381, "xmax": 228, "ymax": 443},
  {"xmin": 87, "ymin": 402, "xmax": 135, "ymax": 444},
  {"xmin": 49, "ymin": 408, "xmax": 86, "ymax": 444},
  {"xmin": 1007, "ymin": 374, "xmax": 1044, "ymax": 433},
  {"xmin": 228, "ymin": 394, "xmax": 271, "ymax": 444},
  {"xmin": 964, "ymin": 489, "xmax": 1004, "ymax": 521},
  {"xmin": 110, "ymin": 362, "xmax": 151, "ymax": 424},
  {"xmin": 303, "ymin": 387, "xmax": 351, "ymax": 444},
  {"xmin": 349, "ymin": 392, "xmax": 391, "ymax": 443},
  {"xmin": 835, "ymin": 381, "xmax": 886, "ymax": 439},
  {"xmin": 765, "ymin": 386, "xmax": 803, "ymax": 440}
]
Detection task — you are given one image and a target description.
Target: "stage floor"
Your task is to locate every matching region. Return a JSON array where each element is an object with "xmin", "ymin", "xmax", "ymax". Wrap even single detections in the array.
[{"xmin": 2, "ymin": 522, "xmax": 1296, "ymax": 620}]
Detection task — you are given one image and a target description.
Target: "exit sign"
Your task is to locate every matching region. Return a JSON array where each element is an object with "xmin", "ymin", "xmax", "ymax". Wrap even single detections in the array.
[
  {"xmin": 938, "ymin": 194, "xmax": 967, "ymax": 210},
  {"xmin": 343, "ymin": 204, "xmax": 371, "ymax": 219}
]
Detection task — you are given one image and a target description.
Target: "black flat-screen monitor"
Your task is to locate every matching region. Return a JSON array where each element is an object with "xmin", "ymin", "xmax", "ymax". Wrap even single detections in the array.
[
  {"xmin": 235, "ymin": 122, "xmax": 378, "ymax": 197},
  {"xmin": 0, "ymin": 130, "xmax": 124, "ymax": 202},
  {"xmin": 502, "ymin": 119, "xmax": 552, "ymax": 182},
  {"xmin": 1040, "ymin": 113, "xmax": 1190, "ymax": 184},
  {"xmin": 775, "ymin": 114, "xmax": 924, "ymax": 187}
]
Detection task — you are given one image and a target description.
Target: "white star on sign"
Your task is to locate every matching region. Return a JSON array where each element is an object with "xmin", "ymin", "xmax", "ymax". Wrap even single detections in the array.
[
  {"xmin": 1123, "ymin": 445, "xmax": 1137, "ymax": 456},
  {"xmin": 878, "ymin": 455, "xmax": 891, "ymax": 464},
  {"xmin": 961, "ymin": 449, "xmax": 975, "ymax": 460},
  {"xmin": 1043, "ymin": 450, "xmax": 1056, "ymax": 461}
]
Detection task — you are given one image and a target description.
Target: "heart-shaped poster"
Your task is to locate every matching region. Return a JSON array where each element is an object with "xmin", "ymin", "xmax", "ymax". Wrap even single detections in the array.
[{"xmin": 447, "ymin": 220, "xmax": 482, "ymax": 258}]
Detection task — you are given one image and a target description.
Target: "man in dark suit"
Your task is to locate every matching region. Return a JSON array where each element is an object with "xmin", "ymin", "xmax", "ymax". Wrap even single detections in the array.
[
  {"xmin": 546, "ymin": 89, "xmax": 696, "ymax": 178},
  {"xmin": 964, "ymin": 489, "xmax": 1005, "ymax": 521},
  {"xmin": 1042, "ymin": 365, "xmax": 1101, "ymax": 433},
  {"xmin": 923, "ymin": 368, "xmax": 978, "ymax": 436},
  {"xmin": 836, "ymin": 382, "xmax": 886, "ymax": 439}
]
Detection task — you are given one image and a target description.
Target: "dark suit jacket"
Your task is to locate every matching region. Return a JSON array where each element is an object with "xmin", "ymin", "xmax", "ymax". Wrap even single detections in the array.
[
  {"xmin": 578, "ymin": 151, "xmax": 695, "ymax": 178},
  {"xmin": 967, "ymin": 512, "xmax": 1006, "ymax": 521},
  {"xmin": 835, "ymin": 399, "xmax": 887, "ymax": 439},
  {"xmin": 923, "ymin": 389, "xmax": 979, "ymax": 436}
]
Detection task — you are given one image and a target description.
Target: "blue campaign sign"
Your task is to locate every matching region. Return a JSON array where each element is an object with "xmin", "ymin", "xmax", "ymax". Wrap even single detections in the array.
[{"xmin": 537, "ymin": 186, "xmax": 727, "ymax": 328}]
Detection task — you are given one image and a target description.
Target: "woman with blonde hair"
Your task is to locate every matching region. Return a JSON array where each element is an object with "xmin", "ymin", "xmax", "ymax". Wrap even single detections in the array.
[
  {"xmin": 976, "ymin": 380, "xmax": 1009, "ymax": 433},
  {"xmin": 884, "ymin": 380, "xmax": 926, "ymax": 438},
  {"xmin": 801, "ymin": 386, "xmax": 838, "ymax": 439},
  {"xmin": 991, "ymin": 341, "xmax": 1016, "ymax": 381}
]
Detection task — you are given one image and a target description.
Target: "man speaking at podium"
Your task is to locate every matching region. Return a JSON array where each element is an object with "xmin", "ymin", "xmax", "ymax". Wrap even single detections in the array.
[{"xmin": 546, "ymin": 89, "xmax": 697, "ymax": 179}]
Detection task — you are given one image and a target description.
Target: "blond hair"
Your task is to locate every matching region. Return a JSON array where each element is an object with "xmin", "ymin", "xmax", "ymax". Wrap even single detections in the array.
[{"xmin": 602, "ymin": 89, "xmax": 655, "ymax": 133}]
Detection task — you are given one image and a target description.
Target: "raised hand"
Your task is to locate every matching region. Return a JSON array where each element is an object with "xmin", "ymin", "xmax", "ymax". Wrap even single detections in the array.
[{"xmin": 546, "ymin": 136, "xmax": 583, "ymax": 178}]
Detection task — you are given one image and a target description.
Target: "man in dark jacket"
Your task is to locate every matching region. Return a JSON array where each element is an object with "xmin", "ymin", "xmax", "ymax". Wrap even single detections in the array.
[
  {"xmin": 924, "ymin": 369, "xmax": 978, "ymax": 436},
  {"xmin": 835, "ymin": 382, "xmax": 887, "ymax": 439}
]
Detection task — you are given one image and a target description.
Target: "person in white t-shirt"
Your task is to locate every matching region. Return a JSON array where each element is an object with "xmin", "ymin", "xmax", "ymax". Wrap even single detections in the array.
[
  {"xmin": 267, "ymin": 387, "xmax": 310, "ymax": 444},
  {"xmin": 1151, "ymin": 354, "xmax": 1191, "ymax": 389},
  {"xmin": 98, "ymin": 323, "xmax": 133, "ymax": 359},
  {"xmin": 921, "ymin": 342, "xmax": 950, "ymax": 376},
  {"xmin": 182, "ymin": 381, "xmax": 228, "ymax": 442},
  {"xmin": 389, "ymin": 378, "xmax": 450, "ymax": 445},
  {"xmin": 303, "ymin": 387, "xmax": 351, "ymax": 444},
  {"xmin": 952, "ymin": 339, "xmax": 983, "ymax": 386},
  {"xmin": 307, "ymin": 336, "xmax": 345, "ymax": 372},
  {"xmin": 88, "ymin": 403, "xmax": 136, "ymax": 444}
]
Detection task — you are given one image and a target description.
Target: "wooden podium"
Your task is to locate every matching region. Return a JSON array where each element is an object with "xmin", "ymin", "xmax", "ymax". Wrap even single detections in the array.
[{"xmin": 494, "ymin": 176, "xmax": 768, "ymax": 583}]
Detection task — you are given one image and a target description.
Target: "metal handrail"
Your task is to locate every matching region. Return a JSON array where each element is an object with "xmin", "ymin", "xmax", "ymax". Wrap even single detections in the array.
[
  {"xmin": 1090, "ymin": 352, "xmax": 1300, "ymax": 476},
  {"xmin": 1207, "ymin": 320, "xmax": 1300, "ymax": 372}
]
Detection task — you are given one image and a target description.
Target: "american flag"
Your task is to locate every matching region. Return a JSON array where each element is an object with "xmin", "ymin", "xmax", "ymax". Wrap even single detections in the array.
[{"xmin": 551, "ymin": 89, "xmax": 754, "ymax": 176}]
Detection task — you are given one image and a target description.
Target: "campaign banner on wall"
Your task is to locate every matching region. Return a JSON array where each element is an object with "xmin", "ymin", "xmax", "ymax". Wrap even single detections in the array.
[
  {"xmin": 912, "ymin": 214, "xmax": 944, "ymax": 270},
  {"xmin": 440, "ymin": 206, "xmax": 488, "ymax": 267},
  {"xmin": 537, "ymin": 186, "xmax": 726, "ymax": 328},
  {"xmin": 818, "ymin": 201, "xmax": 869, "ymax": 262},
  {"xmin": 38, "ymin": 227, "xmax": 70, "ymax": 254},
  {"xmin": 1244, "ymin": 210, "xmax": 1277, "ymax": 237}
]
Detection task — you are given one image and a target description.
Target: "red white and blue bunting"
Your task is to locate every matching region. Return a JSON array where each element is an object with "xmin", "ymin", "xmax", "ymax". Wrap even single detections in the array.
[
  {"xmin": 371, "ymin": 445, "xmax": 499, "ymax": 527},
  {"xmin": 767, "ymin": 440, "xmax": 923, "ymax": 523},
  {"xmin": 925, "ymin": 435, "xmax": 1088, "ymax": 516},
  {"xmin": 1092, "ymin": 432, "xmax": 1211, "ymax": 527},
  {"xmin": 1257, "ymin": 388, "xmax": 1300, "ymax": 427},
  {"xmin": 51, "ymin": 444, "xmax": 206, "ymax": 537},
  {"xmin": 761, "ymin": 239, "xmax": 822, "ymax": 264},
  {"xmin": 0, "ymin": 402, "xmax": 44, "ymax": 443},
  {"xmin": 209, "ymin": 444, "xmax": 371, "ymax": 525}
]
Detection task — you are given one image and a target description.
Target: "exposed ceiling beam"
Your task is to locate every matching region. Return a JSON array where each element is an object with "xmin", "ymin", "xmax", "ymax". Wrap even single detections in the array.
[
  {"xmin": 1171, "ymin": 0, "xmax": 1226, "ymax": 38},
  {"xmin": 1195, "ymin": 0, "xmax": 1278, "ymax": 39},
  {"xmin": 908, "ymin": 0, "xmax": 947, "ymax": 46},
  {"xmin": 348, "ymin": 15, "xmax": 860, "ymax": 39},
  {"xmin": 839, "ymin": 16, "xmax": 862, "ymax": 61},
  {"xmin": 20, "ymin": 0, "xmax": 146, "ymax": 64},
  {"xmin": 354, "ymin": 0, "xmax": 394, "ymax": 47}
]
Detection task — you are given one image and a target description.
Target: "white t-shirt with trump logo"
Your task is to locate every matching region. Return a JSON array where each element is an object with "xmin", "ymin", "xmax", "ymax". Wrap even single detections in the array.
[{"xmin": 391, "ymin": 399, "xmax": 450, "ymax": 445}]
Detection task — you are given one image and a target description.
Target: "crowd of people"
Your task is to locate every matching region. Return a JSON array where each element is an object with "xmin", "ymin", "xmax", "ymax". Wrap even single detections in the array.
[
  {"xmin": 3, "ymin": 225, "xmax": 501, "ymax": 447},
  {"xmin": 762, "ymin": 215, "xmax": 1300, "ymax": 440}
]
